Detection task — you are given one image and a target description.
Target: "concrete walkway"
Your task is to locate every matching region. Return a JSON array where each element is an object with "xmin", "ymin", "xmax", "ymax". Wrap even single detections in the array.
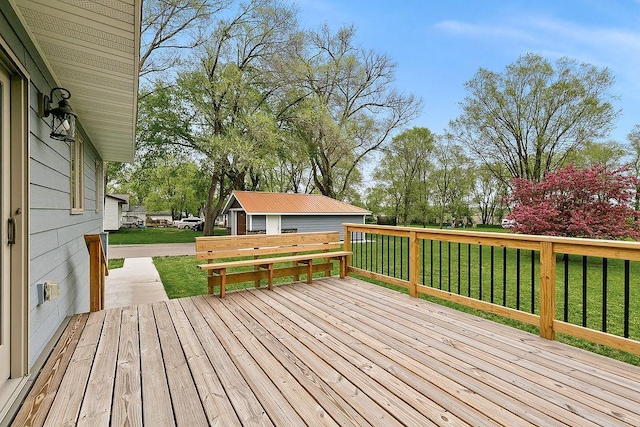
[
  {"xmin": 107, "ymin": 242, "xmax": 194, "ymax": 259},
  {"xmin": 105, "ymin": 257, "xmax": 169, "ymax": 309}
]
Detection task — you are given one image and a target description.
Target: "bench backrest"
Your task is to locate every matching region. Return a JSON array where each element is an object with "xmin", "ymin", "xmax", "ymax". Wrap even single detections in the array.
[{"xmin": 195, "ymin": 231, "xmax": 341, "ymax": 261}]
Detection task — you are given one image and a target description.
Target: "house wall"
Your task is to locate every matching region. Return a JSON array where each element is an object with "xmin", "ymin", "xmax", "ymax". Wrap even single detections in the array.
[
  {"xmin": 1, "ymin": 7, "xmax": 105, "ymax": 368},
  {"xmin": 281, "ymin": 215, "xmax": 365, "ymax": 239},
  {"xmin": 234, "ymin": 213, "xmax": 365, "ymax": 238},
  {"xmin": 103, "ymin": 198, "xmax": 122, "ymax": 231},
  {"xmin": 250, "ymin": 215, "xmax": 266, "ymax": 231}
]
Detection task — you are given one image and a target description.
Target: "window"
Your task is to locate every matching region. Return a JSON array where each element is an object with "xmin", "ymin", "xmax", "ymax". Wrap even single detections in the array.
[
  {"xmin": 70, "ymin": 134, "xmax": 84, "ymax": 213},
  {"xmin": 95, "ymin": 160, "xmax": 102, "ymax": 212}
]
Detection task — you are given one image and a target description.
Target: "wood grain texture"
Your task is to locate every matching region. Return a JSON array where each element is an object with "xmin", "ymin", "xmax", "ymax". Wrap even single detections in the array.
[{"xmin": 15, "ymin": 278, "xmax": 640, "ymax": 427}]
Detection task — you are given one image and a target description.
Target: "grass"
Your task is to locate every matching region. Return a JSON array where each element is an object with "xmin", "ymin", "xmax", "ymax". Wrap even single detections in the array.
[
  {"xmin": 108, "ymin": 226, "xmax": 227, "ymax": 245},
  {"xmin": 153, "ymin": 255, "xmax": 343, "ymax": 299},
  {"xmin": 108, "ymin": 258, "xmax": 124, "ymax": 269},
  {"xmin": 151, "ymin": 226, "xmax": 640, "ymax": 365}
]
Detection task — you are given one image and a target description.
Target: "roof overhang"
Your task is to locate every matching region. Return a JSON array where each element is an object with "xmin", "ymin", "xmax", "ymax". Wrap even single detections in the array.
[{"xmin": 11, "ymin": 0, "xmax": 141, "ymax": 162}]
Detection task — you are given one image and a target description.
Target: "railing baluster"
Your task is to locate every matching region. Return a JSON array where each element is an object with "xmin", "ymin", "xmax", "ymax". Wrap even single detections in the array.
[
  {"xmin": 530, "ymin": 250, "xmax": 535, "ymax": 314},
  {"xmin": 393, "ymin": 236, "xmax": 396, "ymax": 277},
  {"xmin": 386, "ymin": 234, "xmax": 390, "ymax": 276},
  {"xmin": 438, "ymin": 240, "xmax": 442, "ymax": 290},
  {"xmin": 602, "ymin": 257, "xmax": 608, "ymax": 333},
  {"xmin": 502, "ymin": 247, "xmax": 507, "ymax": 306},
  {"xmin": 563, "ymin": 253, "xmax": 569, "ymax": 322},
  {"xmin": 381, "ymin": 232, "xmax": 385, "ymax": 276},
  {"xmin": 467, "ymin": 243, "xmax": 471, "ymax": 297},
  {"xmin": 478, "ymin": 244, "xmax": 483, "ymax": 300},
  {"xmin": 516, "ymin": 249, "xmax": 521, "ymax": 310},
  {"xmin": 582, "ymin": 255, "xmax": 588, "ymax": 327},
  {"xmin": 448, "ymin": 241, "xmax": 451, "ymax": 292},
  {"xmin": 457, "ymin": 242, "xmax": 461, "ymax": 294},
  {"xmin": 624, "ymin": 260, "xmax": 630, "ymax": 338},
  {"xmin": 430, "ymin": 239, "xmax": 433, "ymax": 287},
  {"xmin": 400, "ymin": 236, "xmax": 404, "ymax": 279},
  {"xmin": 490, "ymin": 246, "xmax": 495, "ymax": 304},
  {"xmin": 421, "ymin": 238, "xmax": 425, "ymax": 285}
]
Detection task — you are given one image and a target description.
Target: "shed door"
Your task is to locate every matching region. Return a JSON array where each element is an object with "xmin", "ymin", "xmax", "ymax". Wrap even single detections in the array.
[
  {"xmin": 237, "ymin": 211, "xmax": 246, "ymax": 235},
  {"xmin": 266, "ymin": 215, "xmax": 280, "ymax": 235},
  {"xmin": 0, "ymin": 65, "xmax": 11, "ymax": 385}
]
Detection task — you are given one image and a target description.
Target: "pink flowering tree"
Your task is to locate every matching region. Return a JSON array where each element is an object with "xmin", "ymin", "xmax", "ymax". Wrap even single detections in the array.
[{"xmin": 507, "ymin": 164, "xmax": 640, "ymax": 239}]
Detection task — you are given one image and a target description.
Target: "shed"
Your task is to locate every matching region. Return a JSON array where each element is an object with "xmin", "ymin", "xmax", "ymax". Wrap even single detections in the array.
[
  {"xmin": 104, "ymin": 195, "xmax": 128, "ymax": 231},
  {"xmin": 223, "ymin": 191, "xmax": 371, "ymax": 239}
]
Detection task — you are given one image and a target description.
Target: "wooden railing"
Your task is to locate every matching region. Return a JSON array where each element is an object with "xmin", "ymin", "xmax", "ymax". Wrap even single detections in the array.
[
  {"xmin": 343, "ymin": 224, "xmax": 640, "ymax": 356},
  {"xmin": 84, "ymin": 234, "xmax": 109, "ymax": 312}
]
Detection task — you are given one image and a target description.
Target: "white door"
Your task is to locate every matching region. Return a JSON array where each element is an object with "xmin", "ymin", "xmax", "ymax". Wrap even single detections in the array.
[
  {"xmin": 266, "ymin": 215, "xmax": 280, "ymax": 235},
  {"xmin": 0, "ymin": 65, "xmax": 11, "ymax": 385}
]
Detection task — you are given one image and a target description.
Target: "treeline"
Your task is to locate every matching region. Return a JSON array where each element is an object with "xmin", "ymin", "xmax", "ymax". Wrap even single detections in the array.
[{"xmin": 108, "ymin": 1, "xmax": 640, "ymax": 234}]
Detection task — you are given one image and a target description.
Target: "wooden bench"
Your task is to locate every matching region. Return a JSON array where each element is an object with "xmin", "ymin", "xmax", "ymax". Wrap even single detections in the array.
[{"xmin": 196, "ymin": 231, "xmax": 351, "ymax": 297}]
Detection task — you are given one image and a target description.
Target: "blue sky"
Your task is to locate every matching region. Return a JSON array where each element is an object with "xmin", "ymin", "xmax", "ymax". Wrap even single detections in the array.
[{"xmin": 293, "ymin": 0, "xmax": 640, "ymax": 145}]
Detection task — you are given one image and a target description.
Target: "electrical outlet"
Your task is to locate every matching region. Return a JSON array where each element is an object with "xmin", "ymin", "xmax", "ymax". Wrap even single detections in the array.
[{"xmin": 44, "ymin": 281, "xmax": 60, "ymax": 301}]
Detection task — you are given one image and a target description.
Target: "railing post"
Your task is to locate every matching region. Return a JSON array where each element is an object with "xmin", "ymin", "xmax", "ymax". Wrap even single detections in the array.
[
  {"xmin": 343, "ymin": 225, "xmax": 351, "ymax": 276},
  {"xmin": 539, "ymin": 241, "xmax": 556, "ymax": 340},
  {"xmin": 409, "ymin": 230, "xmax": 418, "ymax": 297},
  {"xmin": 85, "ymin": 234, "xmax": 107, "ymax": 312}
]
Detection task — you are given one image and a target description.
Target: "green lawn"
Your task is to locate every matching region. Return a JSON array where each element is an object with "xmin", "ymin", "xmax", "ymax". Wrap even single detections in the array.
[
  {"xmin": 108, "ymin": 258, "xmax": 124, "ymax": 269},
  {"xmin": 154, "ymin": 255, "xmax": 343, "ymax": 299},
  {"xmin": 108, "ymin": 226, "xmax": 227, "ymax": 245}
]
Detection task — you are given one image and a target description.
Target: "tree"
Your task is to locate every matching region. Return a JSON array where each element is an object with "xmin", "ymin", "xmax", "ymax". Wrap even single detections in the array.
[
  {"xmin": 287, "ymin": 24, "xmax": 422, "ymax": 199},
  {"xmin": 140, "ymin": 0, "xmax": 228, "ymax": 82},
  {"xmin": 137, "ymin": 0, "xmax": 298, "ymax": 235},
  {"xmin": 627, "ymin": 124, "xmax": 640, "ymax": 210},
  {"xmin": 471, "ymin": 163, "xmax": 507, "ymax": 225},
  {"xmin": 507, "ymin": 164, "xmax": 640, "ymax": 239},
  {"xmin": 565, "ymin": 140, "xmax": 627, "ymax": 169},
  {"xmin": 372, "ymin": 127, "xmax": 434, "ymax": 225},
  {"xmin": 450, "ymin": 53, "xmax": 620, "ymax": 184},
  {"xmin": 430, "ymin": 137, "xmax": 473, "ymax": 228}
]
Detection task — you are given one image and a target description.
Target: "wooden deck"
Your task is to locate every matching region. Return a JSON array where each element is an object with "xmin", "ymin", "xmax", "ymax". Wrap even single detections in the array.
[{"xmin": 10, "ymin": 277, "xmax": 640, "ymax": 426}]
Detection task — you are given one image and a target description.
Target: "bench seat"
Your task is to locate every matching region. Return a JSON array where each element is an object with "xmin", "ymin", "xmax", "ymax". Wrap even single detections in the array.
[{"xmin": 195, "ymin": 232, "xmax": 351, "ymax": 297}]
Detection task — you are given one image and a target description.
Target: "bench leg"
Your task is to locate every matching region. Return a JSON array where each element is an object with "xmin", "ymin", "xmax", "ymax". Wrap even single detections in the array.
[
  {"xmin": 307, "ymin": 260, "xmax": 313, "ymax": 284},
  {"xmin": 220, "ymin": 269, "xmax": 227, "ymax": 298},
  {"xmin": 268, "ymin": 264, "xmax": 274, "ymax": 290},
  {"xmin": 208, "ymin": 271, "xmax": 214, "ymax": 294},
  {"xmin": 339, "ymin": 256, "xmax": 346, "ymax": 279}
]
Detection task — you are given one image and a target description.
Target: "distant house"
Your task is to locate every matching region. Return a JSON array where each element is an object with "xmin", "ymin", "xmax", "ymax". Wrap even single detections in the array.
[
  {"xmin": 104, "ymin": 195, "xmax": 128, "ymax": 231},
  {"xmin": 0, "ymin": 0, "xmax": 140, "ymax": 412},
  {"xmin": 223, "ymin": 191, "xmax": 371, "ymax": 238}
]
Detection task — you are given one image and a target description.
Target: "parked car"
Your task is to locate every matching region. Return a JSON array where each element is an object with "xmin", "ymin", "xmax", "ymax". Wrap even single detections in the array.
[
  {"xmin": 501, "ymin": 218, "xmax": 516, "ymax": 229},
  {"xmin": 121, "ymin": 215, "xmax": 144, "ymax": 228},
  {"xmin": 174, "ymin": 217, "xmax": 204, "ymax": 231}
]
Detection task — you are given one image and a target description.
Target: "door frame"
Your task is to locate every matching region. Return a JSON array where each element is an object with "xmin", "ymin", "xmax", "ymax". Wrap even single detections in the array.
[
  {"xmin": 0, "ymin": 37, "xmax": 30, "ymax": 388},
  {"xmin": 266, "ymin": 215, "xmax": 281, "ymax": 235}
]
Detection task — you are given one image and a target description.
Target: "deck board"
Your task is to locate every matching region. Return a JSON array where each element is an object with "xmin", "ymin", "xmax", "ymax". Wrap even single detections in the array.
[{"xmin": 9, "ymin": 277, "xmax": 640, "ymax": 426}]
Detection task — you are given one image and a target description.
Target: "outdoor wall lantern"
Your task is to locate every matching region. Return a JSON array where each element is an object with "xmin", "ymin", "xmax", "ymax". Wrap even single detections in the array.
[{"xmin": 38, "ymin": 87, "xmax": 77, "ymax": 142}]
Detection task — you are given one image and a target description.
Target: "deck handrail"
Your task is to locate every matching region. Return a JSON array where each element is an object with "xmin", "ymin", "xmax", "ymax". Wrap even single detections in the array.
[
  {"xmin": 343, "ymin": 223, "xmax": 640, "ymax": 356},
  {"xmin": 84, "ymin": 234, "xmax": 109, "ymax": 312}
]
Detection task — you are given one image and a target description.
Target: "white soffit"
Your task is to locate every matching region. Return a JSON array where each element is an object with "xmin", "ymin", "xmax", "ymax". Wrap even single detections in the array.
[{"xmin": 13, "ymin": 0, "xmax": 141, "ymax": 162}]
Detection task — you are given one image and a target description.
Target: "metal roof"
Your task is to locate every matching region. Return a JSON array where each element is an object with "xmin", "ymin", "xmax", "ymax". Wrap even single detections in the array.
[
  {"xmin": 226, "ymin": 191, "xmax": 371, "ymax": 215},
  {"xmin": 11, "ymin": 0, "xmax": 141, "ymax": 162}
]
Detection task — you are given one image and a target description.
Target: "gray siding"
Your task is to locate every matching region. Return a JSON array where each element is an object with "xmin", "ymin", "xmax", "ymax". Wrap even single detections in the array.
[
  {"xmin": 1, "ymin": 7, "xmax": 105, "ymax": 368},
  {"xmin": 250, "ymin": 215, "xmax": 266, "ymax": 231},
  {"xmin": 281, "ymin": 215, "xmax": 365, "ymax": 239}
]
